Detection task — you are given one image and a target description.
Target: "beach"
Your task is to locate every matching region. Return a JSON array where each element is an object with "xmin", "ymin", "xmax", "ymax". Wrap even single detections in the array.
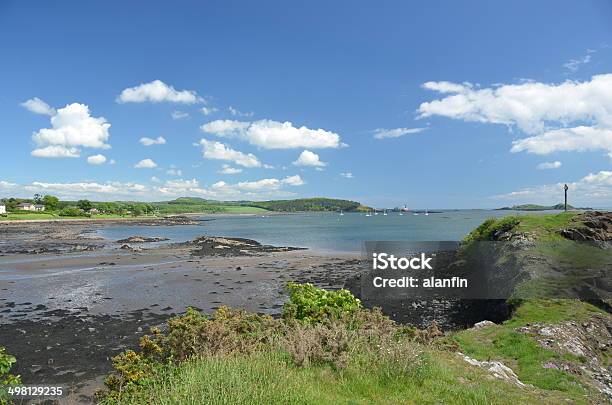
[{"xmin": 0, "ymin": 218, "xmax": 361, "ymax": 402}]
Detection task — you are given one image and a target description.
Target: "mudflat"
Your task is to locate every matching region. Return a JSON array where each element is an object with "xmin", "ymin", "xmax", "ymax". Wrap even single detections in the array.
[{"xmin": 0, "ymin": 219, "xmax": 360, "ymax": 403}]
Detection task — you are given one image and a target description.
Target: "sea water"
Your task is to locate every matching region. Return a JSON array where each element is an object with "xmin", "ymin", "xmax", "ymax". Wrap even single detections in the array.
[{"xmin": 95, "ymin": 210, "xmax": 560, "ymax": 253}]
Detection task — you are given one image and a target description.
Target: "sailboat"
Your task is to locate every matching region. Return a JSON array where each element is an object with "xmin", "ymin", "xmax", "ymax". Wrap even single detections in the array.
[
  {"xmin": 383, "ymin": 209, "xmax": 388, "ymax": 216},
  {"xmin": 339, "ymin": 210, "xmax": 344, "ymax": 216},
  {"xmin": 365, "ymin": 210, "xmax": 372, "ymax": 217},
  {"xmin": 424, "ymin": 209, "xmax": 429, "ymax": 216},
  {"xmin": 374, "ymin": 209, "xmax": 379, "ymax": 216}
]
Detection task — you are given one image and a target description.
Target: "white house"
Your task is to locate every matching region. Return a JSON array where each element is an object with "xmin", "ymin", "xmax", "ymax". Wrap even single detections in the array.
[
  {"xmin": 17, "ymin": 202, "xmax": 35, "ymax": 211},
  {"xmin": 0, "ymin": 204, "xmax": 5, "ymax": 214},
  {"xmin": 17, "ymin": 203, "xmax": 45, "ymax": 211}
]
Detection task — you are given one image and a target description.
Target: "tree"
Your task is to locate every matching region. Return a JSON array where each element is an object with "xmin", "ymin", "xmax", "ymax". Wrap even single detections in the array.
[
  {"xmin": 33, "ymin": 194, "xmax": 42, "ymax": 204},
  {"xmin": 77, "ymin": 199, "xmax": 93, "ymax": 211},
  {"xmin": 42, "ymin": 195, "xmax": 59, "ymax": 211}
]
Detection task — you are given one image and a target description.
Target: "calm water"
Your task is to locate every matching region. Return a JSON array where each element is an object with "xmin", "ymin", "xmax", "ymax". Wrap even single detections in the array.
[{"xmin": 95, "ymin": 210, "xmax": 561, "ymax": 253}]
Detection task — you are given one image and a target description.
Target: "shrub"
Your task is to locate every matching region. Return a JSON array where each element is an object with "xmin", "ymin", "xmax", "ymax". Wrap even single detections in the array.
[
  {"xmin": 58, "ymin": 207, "xmax": 89, "ymax": 217},
  {"xmin": 464, "ymin": 216, "xmax": 520, "ymax": 242},
  {"xmin": 282, "ymin": 283, "xmax": 362, "ymax": 323},
  {"xmin": 0, "ymin": 347, "xmax": 20, "ymax": 405}
]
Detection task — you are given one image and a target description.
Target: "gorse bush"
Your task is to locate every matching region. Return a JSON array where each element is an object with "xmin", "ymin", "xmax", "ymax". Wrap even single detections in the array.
[
  {"xmin": 99, "ymin": 284, "xmax": 442, "ymax": 403},
  {"xmin": 282, "ymin": 282, "xmax": 362, "ymax": 323},
  {"xmin": 0, "ymin": 347, "xmax": 20, "ymax": 405}
]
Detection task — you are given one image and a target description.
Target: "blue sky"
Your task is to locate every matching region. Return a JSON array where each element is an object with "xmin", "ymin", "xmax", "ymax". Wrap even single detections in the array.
[{"xmin": 1, "ymin": 1, "xmax": 611, "ymax": 208}]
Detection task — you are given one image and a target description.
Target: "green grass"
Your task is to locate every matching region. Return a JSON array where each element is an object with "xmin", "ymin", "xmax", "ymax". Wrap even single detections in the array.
[
  {"xmin": 451, "ymin": 300, "xmax": 604, "ymax": 401},
  {"xmin": 0, "ymin": 212, "xmax": 158, "ymax": 221},
  {"xmin": 215, "ymin": 206, "xmax": 269, "ymax": 214},
  {"xmin": 100, "ymin": 349, "xmax": 567, "ymax": 405}
]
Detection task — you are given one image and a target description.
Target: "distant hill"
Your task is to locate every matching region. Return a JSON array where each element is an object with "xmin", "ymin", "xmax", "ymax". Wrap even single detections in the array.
[
  {"xmin": 244, "ymin": 198, "xmax": 366, "ymax": 212},
  {"xmin": 497, "ymin": 203, "xmax": 592, "ymax": 211},
  {"xmin": 154, "ymin": 197, "xmax": 369, "ymax": 213}
]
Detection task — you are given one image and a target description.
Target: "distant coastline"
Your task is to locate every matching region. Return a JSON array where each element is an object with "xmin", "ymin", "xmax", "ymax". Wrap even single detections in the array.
[{"xmin": 497, "ymin": 203, "xmax": 592, "ymax": 211}]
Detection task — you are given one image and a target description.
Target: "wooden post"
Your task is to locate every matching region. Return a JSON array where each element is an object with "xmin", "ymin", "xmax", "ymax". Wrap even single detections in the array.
[{"xmin": 564, "ymin": 184, "xmax": 568, "ymax": 211}]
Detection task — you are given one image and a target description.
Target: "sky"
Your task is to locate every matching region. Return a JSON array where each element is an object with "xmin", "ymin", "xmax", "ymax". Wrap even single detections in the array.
[{"xmin": 1, "ymin": 0, "xmax": 612, "ymax": 208}]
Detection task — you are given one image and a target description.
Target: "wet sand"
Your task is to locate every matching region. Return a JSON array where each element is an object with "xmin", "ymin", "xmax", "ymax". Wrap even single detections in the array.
[{"xmin": 0, "ymin": 220, "xmax": 360, "ymax": 403}]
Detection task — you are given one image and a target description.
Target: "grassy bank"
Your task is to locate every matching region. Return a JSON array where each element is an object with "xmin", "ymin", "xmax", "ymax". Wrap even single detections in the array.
[{"xmin": 96, "ymin": 281, "xmax": 607, "ymax": 404}]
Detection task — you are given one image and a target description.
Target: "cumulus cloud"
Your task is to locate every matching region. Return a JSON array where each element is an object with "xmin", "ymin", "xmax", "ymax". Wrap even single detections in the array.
[
  {"xmin": 171, "ymin": 111, "xmax": 189, "ymax": 120},
  {"xmin": 419, "ymin": 75, "xmax": 612, "ymax": 134},
  {"xmin": 511, "ymin": 126, "xmax": 612, "ymax": 155},
  {"xmin": 117, "ymin": 80, "xmax": 202, "ymax": 104},
  {"xmin": 198, "ymin": 139, "xmax": 262, "ymax": 168},
  {"xmin": 293, "ymin": 150, "xmax": 327, "ymax": 167},
  {"xmin": 536, "ymin": 161, "xmax": 562, "ymax": 170},
  {"xmin": 418, "ymin": 74, "xmax": 612, "ymax": 157},
  {"xmin": 219, "ymin": 164, "xmax": 242, "ymax": 174},
  {"xmin": 201, "ymin": 106, "xmax": 219, "ymax": 116},
  {"xmin": 372, "ymin": 127, "xmax": 427, "ymax": 139},
  {"xmin": 166, "ymin": 167, "xmax": 182, "ymax": 176},
  {"xmin": 340, "ymin": 172, "xmax": 354, "ymax": 179},
  {"xmin": 228, "ymin": 106, "xmax": 254, "ymax": 117},
  {"xmin": 87, "ymin": 154, "xmax": 107, "ymax": 165},
  {"xmin": 24, "ymin": 181, "xmax": 149, "ymax": 200},
  {"xmin": 491, "ymin": 170, "xmax": 612, "ymax": 206},
  {"xmin": 139, "ymin": 136, "xmax": 166, "ymax": 146},
  {"xmin": 30, "ymin": 103, "xmax": 111, "ymax": 158},
  {"xmin": 201, "ymin": 119, "xmax": 341, "ymax": 149},
  {"xmin": 31, "ymin": 146, "xmax": 80, "ymax": 158},
  {"xmin": 134, "ymin": 158, "xmax": 157, "ymax": 169},
  {"xmin": 21, "ymin": 97, "xmax": 56, "ymax": 116}
]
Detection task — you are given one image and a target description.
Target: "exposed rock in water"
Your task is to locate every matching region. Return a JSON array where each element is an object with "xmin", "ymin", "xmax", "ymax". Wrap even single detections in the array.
[
  {"xmin": 186, "ymin": 236, "xmax": 306, "ymax": 257},
  {"xmin": 116, "ymin": 236, "xmax": 170, "ymax": 243}
]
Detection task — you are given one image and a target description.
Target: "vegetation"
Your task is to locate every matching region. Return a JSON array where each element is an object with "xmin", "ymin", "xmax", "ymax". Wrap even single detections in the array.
[
  {"xmin": 0, "ymin": 346, "xmax": 20, "ymax": 404},
  {"xmin": 96, "ymin": 284, "xmax": 601, "ymax": 404},
  {"xmin": 247, "ymin": 198, "xmax": 365, "ymax": 212},
  {"xmin": 498, "ymin": 203, "xmax": 591, "ymax": 211}
]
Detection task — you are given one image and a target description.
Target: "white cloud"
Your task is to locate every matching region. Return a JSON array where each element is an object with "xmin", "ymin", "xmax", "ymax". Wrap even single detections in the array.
[
  {"xmin": 171, "ymin": 110, "xmax": 189, "ymax": 120},
  {"xmin": 139, "ymin": 136, "xmax": 166, "ymax": 146},
  {"xmin": 372, "ymin": 127, "xmax": 427, "ymax": 139},
  {"xmin": 564, "ymin": 50, "xmax": 594, "ymax": 72},
  {"xmin": 419, "ymin": 74, "xmax": 612, "ymax": 157},
  {"xmin": 340, "ymin": 172, "xmax": 354, "ymax": 179},
  {"xmin": 418, "ymin": 74, "xmax": 612, "ymax": 135},
  {"xmin": 151, "ymin": 176, "xmax": 161, "ymax": 183},
  {"xmin": 117, "ymin": 80, "xmax": 202, "ymax": 104},
  {"xmin": 491, "ymin": 170, "xmax": 612, "ymax": 206},
  {"xmin": 511, "ymin": 126, "xmax": 612, "ymax": 155},
  {"xmin": 536, "ymin": 161, "xmax": 562, "ymax": 170},
  {"xmin": 134, "ymin": 158, "xmax": 157, "ymax": 169},
  {"xmin": 166, "ymin": 167, "xmax": 182, "ymax": 176},
  {"xmin": 201, "ymin": 106, "xmax": 219, "ymax": 116},
  {"xmin": 201, "ymin": 119, "xmax": 341, "ymax": 149},
  {"xmin": 87, "ymin": 154, "xmax": 107, "ymax": 165},
  {"xmin": 219, "ymin": 164, "xmax": 242, "ymax": 174},
  {"xmin": 31, "ymin": 103, "xmax": 111, "ymax": 158},
  {"xmin": 198, "ymin": 139, "xmax": 262, "ymax": 168},
  {"xmin": 228, "ymin": 106, "xmax": 254, "ymax": 117},
  {"xmin": 24, "ymin": 181, "xmax": 149, "ymax": 200},
  {"xmin": 293, "ymin": 150, "xmax": 327, "ymax": 167},
  {"xmin": 21, "ymin": 97, "xmax": 55, "ymax": 116},
  {"xmin": 31, "ymin": 146, "xmax": 80, "ymax": 158}
]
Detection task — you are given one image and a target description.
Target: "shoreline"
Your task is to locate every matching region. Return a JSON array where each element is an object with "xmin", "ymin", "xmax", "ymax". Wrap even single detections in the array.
[{"xmin": 0, "ymin": 221, "xmax": 362, "ymax": 401}]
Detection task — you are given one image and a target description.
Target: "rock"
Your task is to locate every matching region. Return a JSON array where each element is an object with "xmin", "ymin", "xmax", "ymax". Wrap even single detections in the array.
[
  {"xmin": 88, "ymin": 327, "xmax": 96, "ymax": 333},
  {"xmin": 473, "ymin": 320, "xmax": 496, "ymax": 329},
  {"xmin": 116, "ymin": 236, "xmax": 170, "ymax": 244},
  {"xmin": 560, "ymin": 211, "xmax": 612, "ymax": 242},
  {"xmin": 459, "ymin": 353, "xmax": 529, "ymax": 387}
]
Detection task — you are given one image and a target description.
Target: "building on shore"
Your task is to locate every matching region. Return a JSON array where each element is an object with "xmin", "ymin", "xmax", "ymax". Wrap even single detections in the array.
[
  {"xmin": 0, "ymin": 204, "xmax": 5, "ymax": 214},
  {"xmin": 17, "ymin": 202, "xmax": 45, "ymax": 211}
]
